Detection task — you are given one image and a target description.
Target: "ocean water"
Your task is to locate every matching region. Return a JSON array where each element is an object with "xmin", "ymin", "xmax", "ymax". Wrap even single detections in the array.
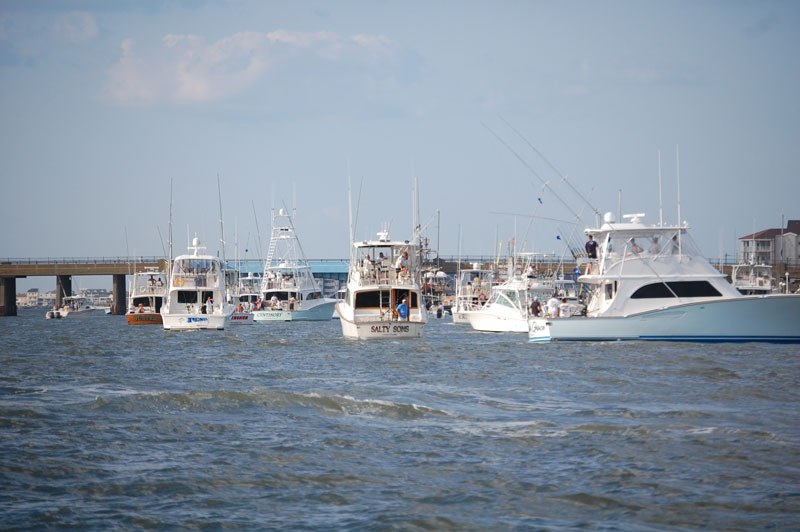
[{"xmin": 1, "ymin": 308, "xmax": 799, "ymax": 530}]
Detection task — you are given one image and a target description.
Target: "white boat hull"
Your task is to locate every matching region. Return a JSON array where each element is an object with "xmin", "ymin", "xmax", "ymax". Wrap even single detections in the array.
[
  {"xmin": 336, "ymin": 303, "xmax": 425, "ymax": 339},
  {"xmin": 529, "ymin": 295, "xmax": 800, "ymax": 343},
  {"xmin": 464, "ymin": 308, "xmax": 528, "ymax": 333},
  {"xmin": 162, "ymin": 312, "xmax": 231, "ymax": 330},
  {"xmin": 253, "ymin": 300, "xmax": 336, "ymax": 322}
]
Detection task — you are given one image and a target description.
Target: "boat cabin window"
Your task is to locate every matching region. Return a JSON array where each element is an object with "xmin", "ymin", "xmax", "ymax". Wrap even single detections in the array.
[
  {"xmin": 604, "ymin": 281, "xmax": 617, "ymax": 300},
  {"xmin": 305, "ymin": 291, "xmax": 322, "ymax": 300},
  {"xmin": 355, "ymin": 290, "xmax": 391, "ymax": 309},
  {"xmin": 631, "ymin": 281, "xmax": 722, "ymax": 299},
  {"xmin": 177, "ymin": 291, "xmax": 198, "ymax": 304},
  {"xmin": 492, "ymin": 289, "xmax": 520, "ymax": 308},
  {"xmin": 177, "ymin": 258, "xmax": 217, "ymax": 275}
]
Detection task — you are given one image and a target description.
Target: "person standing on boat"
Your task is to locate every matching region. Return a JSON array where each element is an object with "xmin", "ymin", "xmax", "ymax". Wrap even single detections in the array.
[
  {"xmin": 395, "ymin": 251, "xmax": 409, "ymax": 279},
  {"xmin": 585, "ymin": 234, "xmax": 599, "ymax": 274},
  {"xmin": 546, "ymin": 294, "xmax": 560, "ymax": 317},
  {"xmin": 205, "ymin": 297, "xmax": 213, "ymax": 314},
  {"xmin": 530, "ymin": 296, "xmax": 542, "ymax": 317},
  {"xmin": 395, "ymin": 298, "xmax": 409, "ymax": 320}
]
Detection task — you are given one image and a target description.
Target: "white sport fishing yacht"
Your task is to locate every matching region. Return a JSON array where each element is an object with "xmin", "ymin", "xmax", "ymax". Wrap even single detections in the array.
[
  {"xmin": 125, "ymin": 268, "xmax": 167, "ymax": 325},
  {"xmin": 161, "ymin": 236, "xmax": 234, "ymax": 330},
  {"xmin": 252, "ymin": 208, "xmax": 336, "ymax": 322},
  {"xmin": 337, "ymin": 229, "xmax": 428, "ymax": 339},
  {"xmin": 529, "ymin": 212, "xmax": 800, "ymax": 343}
]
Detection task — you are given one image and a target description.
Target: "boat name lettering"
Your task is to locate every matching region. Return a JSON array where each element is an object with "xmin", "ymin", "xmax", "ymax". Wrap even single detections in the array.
[
  {"xmin": 370, "ymin": 324, "xmax": 410, "ymax": 333},
  {"xmin": 187, "ymin": 317, "xmax": 208, "ymax": 323}
]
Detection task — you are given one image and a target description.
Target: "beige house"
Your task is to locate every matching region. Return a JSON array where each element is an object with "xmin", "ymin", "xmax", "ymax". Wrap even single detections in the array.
[{"xmin": 739, "ymin": 220, "xmax": 800, "ymax": 266}]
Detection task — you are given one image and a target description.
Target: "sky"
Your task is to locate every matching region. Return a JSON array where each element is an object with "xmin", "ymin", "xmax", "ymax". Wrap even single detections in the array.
[{"xmin": 1, "ymin": 0, "xmax": 798, "ymax": 291}]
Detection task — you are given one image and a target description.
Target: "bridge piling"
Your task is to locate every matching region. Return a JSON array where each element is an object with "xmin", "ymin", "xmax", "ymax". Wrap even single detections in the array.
[
  {"xmin": 112, "ymin": 274, "xmax": 126, "ymax": 315},
  {"xmin": 1, "ymin": 277, "xmax": 18, "ymax": 316}
]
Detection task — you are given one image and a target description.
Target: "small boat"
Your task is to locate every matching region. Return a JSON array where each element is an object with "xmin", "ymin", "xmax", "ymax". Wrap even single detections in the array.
[
  {"xmin": 463, "ymin": 273, "xmax": 532, "ymax": 333},
  {"xmin": 731, "ymin": 262, "xmax": 778, "ymax": 295},
  {"xmin": 45, "ymin": 296, "xmax": 97, "ymax": 319},
  {"xmin": 529, "ymin": 212, "xmax": 800, "ymax": 343},
  {"xmin": 337, "ymin": 228, "xmax": 428, "ymax": 339},
  {"xmin": 125, "ymin": 268, "xmax": 167, "ymax": 325},
  {"xmin": 161, "ymin": 235, "xmax": 234, "ymax": 330},
  {"xmin": 252, "ymin": 208, "xmax": 336, "ymax": 322}
]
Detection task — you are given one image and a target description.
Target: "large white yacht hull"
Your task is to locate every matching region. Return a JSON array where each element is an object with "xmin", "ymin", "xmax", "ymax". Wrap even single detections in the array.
[
  {"xmin": 464, "ymin": 308, "xmax": 528, "ymax": 333},
  {"xmin": 529, "ymin": 295, "xmax": 800, "ymax": 343},
  {"xmin": 162, "ymin": 312, "xmax": 231, "ymax": 330}
]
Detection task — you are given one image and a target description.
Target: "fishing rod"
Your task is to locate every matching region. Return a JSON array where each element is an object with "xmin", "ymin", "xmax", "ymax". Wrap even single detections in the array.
[
  {"xmin": 482, "ymin": 122, "xmax": 585, "ymax": 225},
  {"xmin": 498, "ymin": 115, "xmax": 601, "ymax": 220}
]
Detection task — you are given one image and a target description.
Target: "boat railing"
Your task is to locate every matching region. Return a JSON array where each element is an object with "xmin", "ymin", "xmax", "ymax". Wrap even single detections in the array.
[{"xmin": 353, "ymin": 265, "xmax": 414, "ymax": 287}]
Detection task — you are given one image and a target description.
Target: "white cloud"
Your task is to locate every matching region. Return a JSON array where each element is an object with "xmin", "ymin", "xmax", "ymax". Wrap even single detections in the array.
[
  {"xmin": 105, "ymin": 29, "xmax": 394, "ymax": 105},
  {"xmin": 54, "ymin": 11, "xmax": 97, "ymax": 43}
]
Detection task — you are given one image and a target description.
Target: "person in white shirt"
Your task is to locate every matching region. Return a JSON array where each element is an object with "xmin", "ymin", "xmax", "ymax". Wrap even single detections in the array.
[{"xmin": 546, "ymin": 295, "xmax": 560, "ymax": 317}]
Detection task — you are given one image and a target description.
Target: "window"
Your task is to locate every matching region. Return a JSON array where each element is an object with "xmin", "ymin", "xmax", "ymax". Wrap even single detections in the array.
[
  {"xmin": 355, "ymin": 290, "xmax": 390, "ymax": 308},
  {"xmin": 177, "ymin": 291, "xmax": 198, "ymax": 303},
  {"xmin": 631, "ymin": 281, "xmax": 722, "ymax": 299}
]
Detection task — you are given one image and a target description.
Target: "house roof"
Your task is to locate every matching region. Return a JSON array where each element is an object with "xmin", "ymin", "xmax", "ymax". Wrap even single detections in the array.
[{"xmin": 740, "ymin": 220, "xmax": 800, "ymax": 241}]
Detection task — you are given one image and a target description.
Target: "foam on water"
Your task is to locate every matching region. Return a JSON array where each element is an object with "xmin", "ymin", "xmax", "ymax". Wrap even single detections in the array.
[{"xmin": 2, "ymin": 308, "xmax": 799, "ymax": 530}]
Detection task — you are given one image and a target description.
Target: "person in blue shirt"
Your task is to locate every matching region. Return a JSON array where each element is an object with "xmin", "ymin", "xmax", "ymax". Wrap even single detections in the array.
[{"xmin": 395, "ymin": 298, "xmax": 409, "ymax": 320}]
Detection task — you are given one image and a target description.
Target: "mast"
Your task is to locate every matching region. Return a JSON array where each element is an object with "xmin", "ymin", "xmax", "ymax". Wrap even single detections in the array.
[
  {"xmin": 168, "ymin": 179, "xmax": 173, "ymax": 278},
  {"xmin": 217, "ymin": 174, "xmax": 226, "ymax": 263},
  {"xmin": 250, "ymin": 200, "xmax": 263, "ymax": 259},
  {"xmin": 347, "ymin": 167, "xmax": 354, "ymax": 265},
  {"xmin": 676, "ymin": 145, "xmax": 682, "ymax": 259}
]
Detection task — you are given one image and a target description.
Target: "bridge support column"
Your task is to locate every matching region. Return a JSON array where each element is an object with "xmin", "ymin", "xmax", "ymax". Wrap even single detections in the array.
[
  {"xmin": 56, "ymin": 275, "xmax": 72, "ymax": 308},
  {"xmin": 112, "ymin": 274, "xmax": 126, "ymax": 315},
  {"xmin": 0, "ymin": 277, "xmax": 17, "ymax": 316}
]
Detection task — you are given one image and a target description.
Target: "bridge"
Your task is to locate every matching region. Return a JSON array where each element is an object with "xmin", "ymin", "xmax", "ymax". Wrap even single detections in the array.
[{"xmin": 0, "ymin": 257, "xmax": 168, "ymax": 316}]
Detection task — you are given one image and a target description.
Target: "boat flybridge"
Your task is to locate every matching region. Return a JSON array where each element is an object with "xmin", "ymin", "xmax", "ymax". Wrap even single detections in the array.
[
  {"xmin": 337, "ymin": 229, "xmax": 428, "ymax": 339},
  {"xmin": 161, "ymin": 235, "xmax": 234, "ymax": 330},
  {"xmin": 529, "ymin": 212, "xmax": 800, "ymax": 343},
  {"xmin": 451, "ymin": 263, "xmax": 495, "ymax": 325}
]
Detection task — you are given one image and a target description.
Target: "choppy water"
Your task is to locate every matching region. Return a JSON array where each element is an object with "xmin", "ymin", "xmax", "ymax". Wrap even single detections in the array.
[{"xmin": 1, "ymin": 308, "xmax": 799, "ymax": 530}]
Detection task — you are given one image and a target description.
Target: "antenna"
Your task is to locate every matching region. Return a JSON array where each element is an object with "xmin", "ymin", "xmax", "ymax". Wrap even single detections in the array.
[
  {"xmin": 676, "ymin": 145, "xmax": 682, "ymax": 259},
  {"xmin": 250, "ymin": 200, "xmax": 263, "ymax": 259},
  {"xmin": 168, "ymin": 178, "xmax": 173, "ymax": 278},
  {"xmin": 217, "ymin": 173, "xmax": 226, "ymax": 263},
  {"xmin": 658, "ymin": 150, "xmax": 663, "ymax": 227},
  {"xmin": 347, "ymin": 160, "xmax": 354, "ymax": 247}
]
